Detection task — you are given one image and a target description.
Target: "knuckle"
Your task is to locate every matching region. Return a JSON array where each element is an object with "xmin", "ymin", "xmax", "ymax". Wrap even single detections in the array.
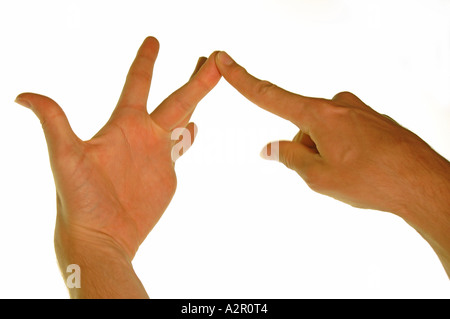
[
  {"xmin": 333, "ymin": 91, "xmax": 356, "ymax": 101},
  {"xmin": 256, "ymin": 80, "xmax": 277, "ymax": 97},
  {"xmin": 332, "ymin": 91, "xmax": 367, "ymax": 109},
  {"xmin": 40, "ymin": 109, "xmax": 65, "ymax": 130},
  {"xmin": 307, "ymin": 98, "xmax": 335, "ymax": 122},
  {"xmin": 279, "ymin": 147, "xmax": 296, "ymax": 171},
  {"xmin": 191, "ymin": 73, "xmax": 211, "ymax": 92},
  {"xmin": 231, "ymin": 64, "xmax": 250, "ymax": 82},
  {"xmin": 382, "ymin": 114, "xmax": 399, "ymax": 125},
  {"xmin": 129, "ymin": 68, "xmax": 151, "ymax": 83},
  {"xmin": 322, "ymin": 101, "xmax": 357, "ymax": 120},
  {"xmin": 174, "ymin": 95, "xmax": 194, "ymax": 113}
]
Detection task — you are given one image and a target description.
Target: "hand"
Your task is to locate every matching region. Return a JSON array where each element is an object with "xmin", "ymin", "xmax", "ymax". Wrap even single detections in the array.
[
  {"xmin": 215, "ymin": 51, "xmax": 450, "ymax": 275},
  {"xmin": 15, "ymin": 37, "xmax": 221, "ymax": 281}
]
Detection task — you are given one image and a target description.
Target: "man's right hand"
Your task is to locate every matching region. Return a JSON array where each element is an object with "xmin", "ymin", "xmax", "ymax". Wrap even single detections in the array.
[{"xmin": 215, "ymin": 51, "xmax": 450, "ymax": 276}]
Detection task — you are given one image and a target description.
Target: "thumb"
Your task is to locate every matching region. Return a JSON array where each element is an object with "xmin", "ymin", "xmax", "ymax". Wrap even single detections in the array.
[
  {"xmin": 15, "ymin": 93, "xmax": 78, "ymax": 155},
  {"xmin": 260, "ymin": 140, "xmax": 318, "ymax": 175}
]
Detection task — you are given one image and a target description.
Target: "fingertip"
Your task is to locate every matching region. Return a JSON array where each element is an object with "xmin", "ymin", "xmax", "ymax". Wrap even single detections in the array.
[
  {"xmin": 192, "ymin": 52, "xmax": 222, "ymax": 87},
  {"xmin": 211, "ymin": 51, "xmax": 223, "ymax": 74},
  {"xmin": 216, "ymin": 51, "xmax": 234, "ymax": 67},
  {"xmin": 137, "ymin": 36, "xmax": 160, "ymax": 60},
  {"xmin": 15, "ymin": 93, "xmax": 31, "ymax": 108},
  {"xmin": 210, "ymin": 50, "xmax": 218, "ymax": 55},
  {"xmin": 208, "ymin": 50, "xmax": 220, "ymax": 60},
  {"xmin": 144, "ymin": 36, "xmax": 160, "ymax": 49},
  {"xmin": 15, "ymin": 92, "xmax": 53, "ymax": 111}
]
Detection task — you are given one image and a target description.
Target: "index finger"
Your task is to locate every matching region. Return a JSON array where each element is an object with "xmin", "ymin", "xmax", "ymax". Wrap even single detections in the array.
[{"xmin": 215, "ymin": 51, "xmax": 312, "ymax": 125}]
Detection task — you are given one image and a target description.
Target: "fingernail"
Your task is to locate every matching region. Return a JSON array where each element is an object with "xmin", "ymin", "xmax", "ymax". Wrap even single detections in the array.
[
  {"xmin": 15, "ymin": 96, "xmax": 31, "ymax": 108},
  {"xmin": 217, "ymin": 51, "xmax": 234, "ymax": 66}
]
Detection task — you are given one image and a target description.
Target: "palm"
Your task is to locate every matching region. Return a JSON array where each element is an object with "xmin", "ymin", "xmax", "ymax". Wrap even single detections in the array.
[
  {"xmin": 89, "ymin": 110, "xmax": 176, "ymax": 223},
  {"xmin": 54, "ymin": 111, "xmax": 175, "ymax": 258},
  {"xmin": 17, "ymin": 38, "xmax": 220, "ymax": 259}
]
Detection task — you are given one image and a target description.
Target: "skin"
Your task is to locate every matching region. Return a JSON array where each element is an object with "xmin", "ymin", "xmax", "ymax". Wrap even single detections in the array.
[
  {"xmin": 15, "ymin": 37, "xmax": 221, "ymax": 298},
  {"xmin": 215, "ymin": 51, "xmax": 450, "ymax": 278},
  {"xmin": 14, "ymin": 37, "xmax": 449, "ymax": 298}
]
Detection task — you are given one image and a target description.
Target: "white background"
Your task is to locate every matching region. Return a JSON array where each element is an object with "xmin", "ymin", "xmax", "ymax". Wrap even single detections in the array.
[{"xmin": 0, "ymin": 0, "xmax": 449, "ymax": 298}]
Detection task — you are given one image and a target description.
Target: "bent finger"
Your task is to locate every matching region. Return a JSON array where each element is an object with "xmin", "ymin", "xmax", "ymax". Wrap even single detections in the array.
[{"xmin": 151, "ymin": 51, "xmax": 221, "ymax": 131}]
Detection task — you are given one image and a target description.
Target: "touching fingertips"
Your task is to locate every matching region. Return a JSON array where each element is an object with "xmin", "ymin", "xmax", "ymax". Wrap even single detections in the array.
[
  {"xmin": 216, "ymin": 51, "xmax": 234, "ymax": 66},
  {"xmin": 192, "ymin": 55, "xmax": 222, "ymax": 87}
]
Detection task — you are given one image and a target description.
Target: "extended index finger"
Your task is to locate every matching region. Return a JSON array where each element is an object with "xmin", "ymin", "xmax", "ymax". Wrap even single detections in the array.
[{"xmin": 215, "ymin": 51, "xmax": 312, "ymax": 126}]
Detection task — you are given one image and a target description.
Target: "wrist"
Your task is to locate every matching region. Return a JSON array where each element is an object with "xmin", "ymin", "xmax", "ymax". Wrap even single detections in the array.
[
  {"xmin": 54, "ymin": 218, "xmax": 148, "ymax": 298},
  {"xmin": 397, "ymin": 150, "xmax": 450, "ymax": 223},
  {"xmin": 396, "ymin": 151, "xmax": 450, "ymax": 276}
]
